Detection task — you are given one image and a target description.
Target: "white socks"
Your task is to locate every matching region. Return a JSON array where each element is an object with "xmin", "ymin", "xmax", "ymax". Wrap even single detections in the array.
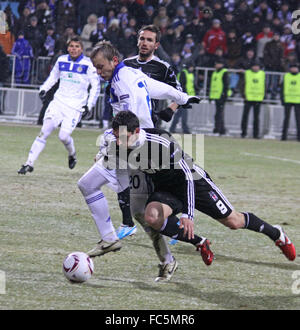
[{"xmin": 85, "ymin": 191, "xmax": 118, "ymax": 242}]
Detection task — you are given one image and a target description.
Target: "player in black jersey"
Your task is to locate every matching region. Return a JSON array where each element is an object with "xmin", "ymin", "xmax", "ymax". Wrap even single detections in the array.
[
  {"xmin": 123, "ymin": 24, "xmax": 182, "ymax": 127},
  {"xmin": 110, "ymin": 111, "xmax": 296, "ymax": 263}
]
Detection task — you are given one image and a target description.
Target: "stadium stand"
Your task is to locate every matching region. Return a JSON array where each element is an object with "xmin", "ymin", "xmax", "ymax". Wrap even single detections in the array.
[{"xmin": 0, "ymin": 0, "xmax": 300, "ymax": 137}]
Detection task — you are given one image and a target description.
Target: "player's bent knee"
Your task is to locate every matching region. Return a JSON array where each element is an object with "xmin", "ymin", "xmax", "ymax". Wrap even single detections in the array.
[
  {"xmin": 220, "ymin": 211, "xmax": 245, "ymax": 230},
  {"xmin": 58, "ymin": 131, "xmax": 70, "ymax": 144}
]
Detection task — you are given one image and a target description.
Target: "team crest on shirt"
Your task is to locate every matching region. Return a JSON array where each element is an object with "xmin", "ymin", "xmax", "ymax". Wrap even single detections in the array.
[
  {"xmin": 209, "ymin": 191, "xmax": 218, "ymax": 202},
  {"xmin": 77, "ymin": 65, "xmax": 83, "ymax": 73}
]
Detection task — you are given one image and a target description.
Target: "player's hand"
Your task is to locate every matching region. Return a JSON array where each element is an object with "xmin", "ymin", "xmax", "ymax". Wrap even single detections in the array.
[
  {"xmin": 81, "ymin": 105, "xmax": 90, "ymax": 118},
  {"xmin": 182, "ymin": 96, "xmax": 201, "ymax": 109},
  {"xmin": 39, "ymin": 90, "xmax": 46, "ymax": 102},
  {"xmin": 179, "ymin": 217, "xmax": 194, "ymax": 240}
]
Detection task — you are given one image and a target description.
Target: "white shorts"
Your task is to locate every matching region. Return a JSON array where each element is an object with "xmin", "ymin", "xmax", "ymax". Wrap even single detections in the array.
[
  {"xmin": 95, "ymin": 158, "xmax": 129, "ymax": 193},
  {"xmin": 44, "ymin": 98, "xmax": 82, "ymax": 134}
]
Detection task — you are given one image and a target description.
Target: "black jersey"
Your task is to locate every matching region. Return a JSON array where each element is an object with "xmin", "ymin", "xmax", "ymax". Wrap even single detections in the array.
[
  {"xmin": 123, "ymin": 55, "xmax": 182, "ymax": 124},
  {"xmin": 125, "ymin": 128, "xmax": 197, "ymax": 220}
]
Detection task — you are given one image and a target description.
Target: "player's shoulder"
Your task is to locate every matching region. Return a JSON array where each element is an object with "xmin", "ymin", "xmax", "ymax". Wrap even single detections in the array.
[
  {"xmin": 57, "ymin": 54, "xmax": 69, "ymax": 62},
  {"xmin": 143, "ymin": 128, "xmax": 173, "ymax": 140},
  {"xmin": 123, "ymin": 55, "xmax": 139, "ymax": 64},
  {"xmin": 116, "ymin": 63, "xmax": 145, "ymax": 83},
  {"xmin": 151, "ymin": 56, "xmax": 171, "ymax": 69}
]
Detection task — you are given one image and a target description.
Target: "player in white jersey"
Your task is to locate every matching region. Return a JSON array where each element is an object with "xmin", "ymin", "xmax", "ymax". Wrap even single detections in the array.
[
  {"xmin": 77, "ymin": 41, "xmax": 199, "ymax": 281},
  {"xmin": 18, "ymin": 37, "xmax": 100, "ymax": 174}
]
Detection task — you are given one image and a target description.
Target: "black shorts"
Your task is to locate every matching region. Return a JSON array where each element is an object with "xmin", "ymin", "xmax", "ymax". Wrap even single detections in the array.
[{"xmin": 146, "ymin": 171, "xmax": 233, "ymax": 220}]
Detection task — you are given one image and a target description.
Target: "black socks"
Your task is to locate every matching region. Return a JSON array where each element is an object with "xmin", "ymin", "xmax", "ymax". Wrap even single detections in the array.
[
  {"xmin": 160, "ymin": 215, "xmax": 203, "ymax": 245},
  {"xmin": 243, "ymin": 212, "xmax": 280, "ymax": 241},
  {"xmin": 117, "ymin": 187, "xmax": 134, "ymax": 227}
]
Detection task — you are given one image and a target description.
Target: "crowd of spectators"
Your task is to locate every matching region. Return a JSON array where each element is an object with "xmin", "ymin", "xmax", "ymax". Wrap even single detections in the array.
[{"xmin": 0, "ymin": 0, "xmax": 300, "ymax": 90}]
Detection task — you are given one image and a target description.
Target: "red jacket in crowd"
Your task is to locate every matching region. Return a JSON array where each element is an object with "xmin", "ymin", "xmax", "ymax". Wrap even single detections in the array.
[{"xmin": 203, "ymin": 27, "xmax": 227, "ymax": 54}]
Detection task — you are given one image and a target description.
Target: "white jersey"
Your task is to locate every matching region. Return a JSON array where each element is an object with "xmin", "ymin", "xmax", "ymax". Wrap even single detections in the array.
[
  {"xmin": 40, "ymin": 54, "xmax": 100, "ymax": 111},
  {"xmin": 110, "ymin": 62, "xmax": 190, "ymax": 128}
]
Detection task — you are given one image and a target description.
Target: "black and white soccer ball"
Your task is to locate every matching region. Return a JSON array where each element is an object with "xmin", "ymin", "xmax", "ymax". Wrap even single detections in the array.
[{"xmin": 63, "ymin": 252, "xmax": 94, "ymax": 283}]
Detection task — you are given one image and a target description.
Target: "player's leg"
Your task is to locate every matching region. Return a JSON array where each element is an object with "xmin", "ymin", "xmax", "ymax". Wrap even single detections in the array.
[
  {"xmin": 144, "ymin": 192, "xmax": 214, "ymax": 266},
  {"xmin": 193, "ymin": 165, "xmax": 296, "ymax": 261},
  {"xmin": 59, "ymin": 108, "xmax": 82, "ymax": 169},
  {"xmin": 77, "ymin": 163, "xmax": 121, "ymax": 257},
  {"xmin": 131, "ymin": 192, "xmax": 177, "ymax": 282},
  {"xmin": 18, "ymin": 112, "xmax": 59, "ymax": 174}
]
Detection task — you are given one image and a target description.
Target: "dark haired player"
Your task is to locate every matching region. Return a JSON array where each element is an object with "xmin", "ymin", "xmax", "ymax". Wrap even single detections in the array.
[{"xmin": 110, "ymin": 111, "xmax": 296, "ymax": 263}]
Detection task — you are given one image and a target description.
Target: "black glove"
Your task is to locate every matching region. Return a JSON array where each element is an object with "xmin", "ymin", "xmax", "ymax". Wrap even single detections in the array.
[
  {"xmin": 39, "ymin": 90, "xmax": 47, "ymax": 102},
  {"xmin": 81, "ymin": 105, "xmax": 89, "ymax": 118},
  {"xmin": 181, "ymin": 96, "xmax": 201, "ymax": 109},
  {"xmin": 159, "ymin": 107, "xmax": 174, "ymax": 122}
]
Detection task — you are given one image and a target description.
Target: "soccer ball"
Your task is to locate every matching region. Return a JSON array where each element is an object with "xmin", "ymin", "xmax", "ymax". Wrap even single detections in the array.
[{"xmin": 63, "ymin": 252, "xmax": 94, "ymax": 283}]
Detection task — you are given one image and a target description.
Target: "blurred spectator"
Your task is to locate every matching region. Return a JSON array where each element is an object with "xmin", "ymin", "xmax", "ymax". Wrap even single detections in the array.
[
  {"xmin": 119, "ymin": 28, "xmax": 137, "ymax": 58},
  {"xmin": 0, "ymin": 17, "xmax": 15, "ymax": 54},
  {"xmin": 280, "ymin": 24, "xmax": 296, "ymax": 57},
  {"xmin": 56, "ymin": 26, "xmax": 76, "ymax": 53},
  {"xmin": 117, "ymin": 6, "xmax": 129, "ymax": 29},
  {"xmin": 282, "ymin": 52, "xmax": 298, "ymax": 72},
  {"xmin": 125, "ymin": 0, "xmax": 147, "ymax": 28},
  {"xmin": 3, "ymin": 4, "xmax": 18, "ymax": 36},
  {"xmin": 128, "ymin": 17, "xmax": 138, "ymax": 38},
  {"xmin": 143, "ymin": 5, "xmax": 155, "ymax": 26},
  {"xmin": 159, "ymin": 0, "xmax": 178, "ymax": 19},
  {"xmin": 0, "ymin": 45, "xmax": 9, "ymax": 113},
  {"xmin": 233, "ymin": 1, "xmax": 252, "ymax": 34},
  {"xmin": 212, "ymin": 1, "xmax": 226, "ymax": 22},
  {"xmin": 222, "ymin": 11, "xmax": 236, "ymax": 35},
  {"xmin": 236, "ymin": 48, "xmax": 257, "ymax": 70},
  {"xmin": 245, "ymin": 14, "xmax": 263, "ymax": 37},
  {"xmin": 181, "ymin": 33, "xmax": 195, "ymax": 60},
  {"xmin": 106, "ymin": 9, "xmax": 117, "ymax": 28},
  {"xmin": 276, "ymin": 2, "xmax": 293, "ymax": 25},
  {"xmin": 172, "ymin": 6, "xmax": 187, "ymax": 28},
  {"xmin": 77, "ymin": 0, "xmax": 106, "ymax": 31},
  {"xmin": 255, "ymin": 24, "xmax": 273, "ymax": 61},
  {"xmin": 105, "ymin": 19, "xmax": 121, "ymax": 47},
  {"xmin": 183, "ymin": 15, "xmax": 205, "ymax": 43},
  {"xmin": 263, "ymin": 31, "xmax": 284, "ymax": 70},
  {"xmin": 202, "ymin": 19, "xmax": 227, "ymax": 55},
  {"xmin": 264, "ymin": 31, "xmax": 284, "ymax": 99},
  {"xmin": 153, "ymin": 6, "xmax": 171, "ymax": 28},
  {"xmin": 35, "ymin": 0, "xmax": 53, "ymax": 35},
  {"xmin": 18, "ymin": 0, "xmax": 37, "ymax": 16},
  {"xmin": 271, "ymin": 17, "xmax": 283, "ymax": 35},
  {"xmin": 226, "ymin": 29, "xmax": 242, "ymax": 68},
  {"xmin": 241, "ymin": 30, "xmax": 256, "ymax": 56},
  {"xmin": 56, "ymin": 0, "xmax": 76, "ymax": 36},
  {"xmin": 89, "ymin": 16, "xmax": 107, "ymax": 47},
  {"xmin": 253, "ymin": 1, "xmax": 273, "ymax": 22},
  {"xmin": 194, "ymin": 44, "xmax": 211, "ymax": 67},
  {"xmin": 11, "ymin": 31, "xmax": 34, "ymax": 84},
  {"xmin": 14, "ymin": 7, "xmax": 32, "ymax": 37},
  {"xmin": 24, "ymin": 16, "xmax": 44, "ymax": 57},
  {"xmin": 80, "ymin": 14, "xmax": 98, "ymax": 51},
  {"xmin": 40, "ymin": 25, "xmax": 57, "ymax": 57},
  {"xmin": 181, "ymin": 0, "xmax": 194, "ymax": 21},
  {"xmin": 170, "ymin": 53, "xmax": 181, "ymax": 74}
]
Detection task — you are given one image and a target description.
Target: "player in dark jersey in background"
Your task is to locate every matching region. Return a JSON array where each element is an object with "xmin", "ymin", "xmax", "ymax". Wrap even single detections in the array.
[{"xmin": 123, "ymin": 24, "xmax": 181, "ymax": 127}]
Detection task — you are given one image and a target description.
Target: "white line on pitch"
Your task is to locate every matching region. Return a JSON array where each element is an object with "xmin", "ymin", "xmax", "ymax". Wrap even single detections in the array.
[{"xmin": 242, "ymin": 152, "xmax": 300, "ymax": 165}]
